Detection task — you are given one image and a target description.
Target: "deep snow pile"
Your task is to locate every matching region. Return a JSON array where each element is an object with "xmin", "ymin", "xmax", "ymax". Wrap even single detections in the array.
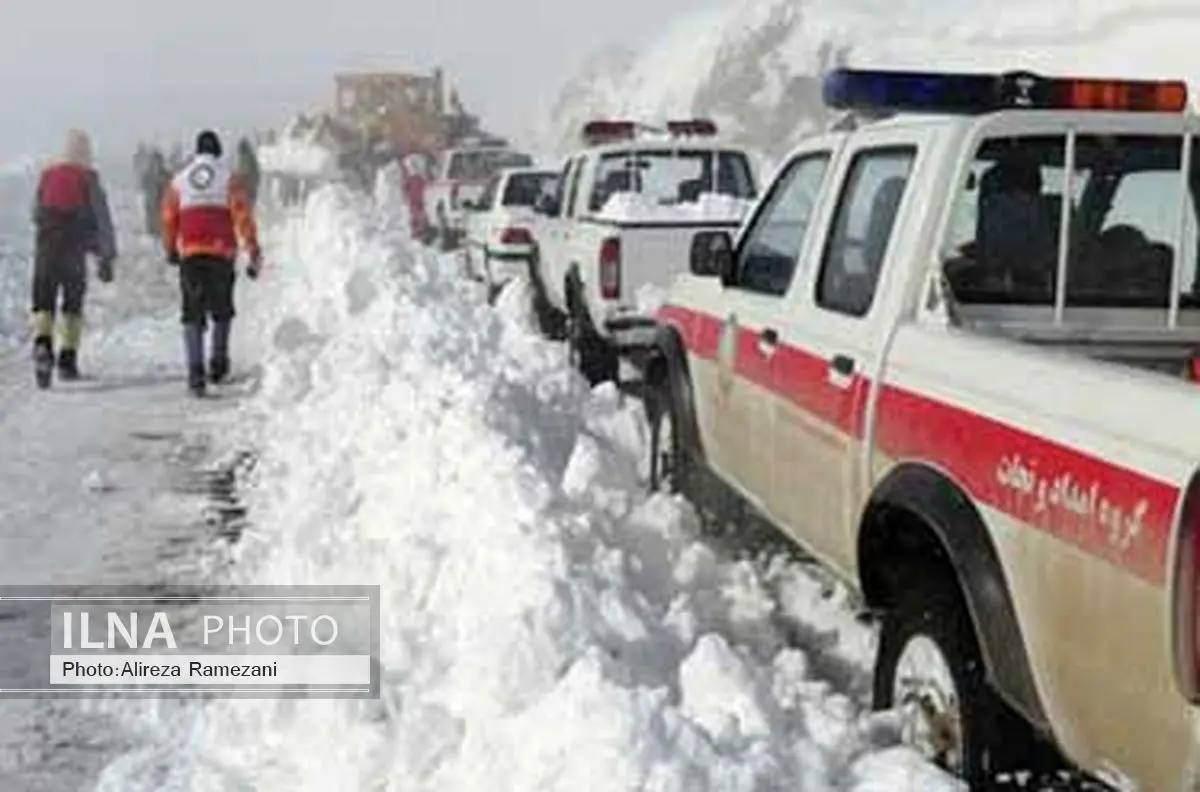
[
  {"xmin": 538, "ymin": 0, "xmax": 1200, "ymax": 161},
  {"xmin": 94, "ymin": 180, "xmax": 956, "ymax": 791}
]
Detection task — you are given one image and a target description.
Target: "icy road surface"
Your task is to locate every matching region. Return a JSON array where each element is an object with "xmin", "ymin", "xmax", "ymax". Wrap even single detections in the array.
[{"xmin": 0, "ymin": 169, "xmax": 958, "ymax": 790}]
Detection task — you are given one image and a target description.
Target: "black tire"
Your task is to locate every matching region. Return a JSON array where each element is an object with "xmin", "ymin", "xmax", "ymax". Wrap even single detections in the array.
[
  {"xmin": 566, "ymin": 293, "xmax": 618, "ymax": 386},
  {"xmin": 646, "ymin": 376, "xmax": 682, "ymax": 493},
  {"xmin": 874, "ymin": 574, "xmax": 1033, "ymax": 789},
  {"xmin": 526, "ymin": 252, "xmax": 567, "ymax": 340}
]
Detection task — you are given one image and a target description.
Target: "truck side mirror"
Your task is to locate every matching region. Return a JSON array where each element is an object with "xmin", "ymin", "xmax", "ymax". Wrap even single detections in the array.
[{"xmin": 690, "ymin": 230, "xmax": 735, "ymax": 281}]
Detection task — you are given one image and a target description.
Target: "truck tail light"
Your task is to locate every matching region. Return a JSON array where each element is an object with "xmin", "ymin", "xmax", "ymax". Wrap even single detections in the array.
[
  {"xmin": 1172, "ymin": 468, "xmax": 1200, "ymax": 701},
  {"xmin": 499, "ymin": 227, "xmax": 533, "ymax": 246},
  {"xmin": 599, "ymin": 237, "xmax": 621, "ymax": 300}
]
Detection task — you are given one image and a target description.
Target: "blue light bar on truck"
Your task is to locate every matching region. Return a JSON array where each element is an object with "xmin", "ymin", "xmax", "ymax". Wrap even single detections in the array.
[{"xmin": 822, "ymin": 68, "xmax": 1188, "ymax": 114}]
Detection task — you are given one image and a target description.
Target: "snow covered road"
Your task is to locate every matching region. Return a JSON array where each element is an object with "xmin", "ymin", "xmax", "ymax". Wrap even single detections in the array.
[
  {"xmin": 0, "ymin": 179, "xmax": 261, "ymax": 789},
  {"xmin": 2, "ymin": 171, "xmax": 959, "ymax": 790}
]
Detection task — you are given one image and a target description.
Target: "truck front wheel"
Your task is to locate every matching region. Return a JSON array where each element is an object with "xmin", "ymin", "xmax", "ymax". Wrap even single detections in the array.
[
  {"xmin": 873, "ymin": 575, "xmax": 1020, "ymax": 788},
  {"xmin": 646, "ymin": 373, "xmax": 682, "ymax": 493}
]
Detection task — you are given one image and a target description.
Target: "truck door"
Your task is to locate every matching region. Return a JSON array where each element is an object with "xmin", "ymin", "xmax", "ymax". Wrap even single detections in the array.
[
  {"xmin": 768, "ymin": 133, "xmax": 921, "ymax": 571},
  {"xmin": 703, "ymin": 148, "xmax": 837, "ymax": 503},
  {"xmin": 542, "ymin": 155, "xmax": 587, "ymax": 308}
]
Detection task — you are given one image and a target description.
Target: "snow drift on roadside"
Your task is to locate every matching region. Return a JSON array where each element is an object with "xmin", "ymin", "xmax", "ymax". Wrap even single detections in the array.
[{"xmin": 94, "ymin": 181, "xmax": 956, "ymax": 791}]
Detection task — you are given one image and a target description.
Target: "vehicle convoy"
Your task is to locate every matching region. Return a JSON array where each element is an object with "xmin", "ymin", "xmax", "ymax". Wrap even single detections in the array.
[
  {"xmin": 645, "ymin": 67, "xmax": 1200, "ymax": 789},
  {"xmin": 461, "ymin": 166, "xmax": 558, "ymax": 299},
  {"xmin": 425, "ymin": 144, "xmax": 535, "ymax": 251},
  {"xmin": 529, "ymin": 119, "xmax": 759, "ymax": 384}
]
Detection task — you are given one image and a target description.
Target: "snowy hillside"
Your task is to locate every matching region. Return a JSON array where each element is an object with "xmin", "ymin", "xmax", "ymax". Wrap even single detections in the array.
[{"xmin": 536, "ymin": 0, "xmax": 1200, "ymax": 161}]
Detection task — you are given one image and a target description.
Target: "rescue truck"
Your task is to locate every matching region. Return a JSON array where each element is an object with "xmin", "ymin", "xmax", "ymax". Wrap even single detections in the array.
[
  {"xmin": 645, "ymin": 67, "xmax": 1200, "ymax": 789},
  {"xmin": 527, "ymin": 119, "xmax": 758, "ymax": 384}
]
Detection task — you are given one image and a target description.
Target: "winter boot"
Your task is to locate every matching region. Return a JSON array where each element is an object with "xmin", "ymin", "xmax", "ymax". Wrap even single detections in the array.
[
  {"xmin": 209, "ymin": 319, "xmax": 231, "ymax": 384},
  {"xmin": 33, "ymin": 335, "xmax": 53, "ymax": 390},
  {"xmin": 208, "ymin": 357, "xmax": 229, "ymax": 384},
  {"xmin": 188, "ymin": 364, "xmax": 207, "ymax": 397},
  {"xmin": 58, "ymin": 314, "xmax": 82, "ymax": 376},
  {"xmin": 56, "ymin": 349, "xmax": 79, "ymax": 381},
  {"xmin": 184, "ymin": 323, "xmax": 206, "ymax": 397}
]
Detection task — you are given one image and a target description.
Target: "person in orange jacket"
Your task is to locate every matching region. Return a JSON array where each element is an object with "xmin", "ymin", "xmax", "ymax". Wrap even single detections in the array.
[{"xmin": 161, "ymin": 130, "xmax": 261, "ymax": 397}]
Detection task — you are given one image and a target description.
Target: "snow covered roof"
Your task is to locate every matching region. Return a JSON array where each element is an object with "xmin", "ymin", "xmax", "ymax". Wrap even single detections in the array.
[{"xmin": 593, "ymin": 191, "xmax": 754, "ymax": 223}]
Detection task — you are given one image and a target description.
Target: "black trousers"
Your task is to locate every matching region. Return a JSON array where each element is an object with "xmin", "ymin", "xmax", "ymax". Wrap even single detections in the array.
[
  {"xmin": 179, "ymin": 255, "xmax": 236, "ymax": 326},
  {"xmin": 32, "ymin": 227, "xmax": 87, "ymax": 316}
]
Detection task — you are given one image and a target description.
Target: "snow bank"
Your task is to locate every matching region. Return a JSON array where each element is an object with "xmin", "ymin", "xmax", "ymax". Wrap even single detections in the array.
[
  {"xmin": 596, "ymin": 191, "xmax": 755, "ymax": 224},
  {"xmin": 95, "ymin": 182, "xmax": 956, "ymax": 791},
  {"xmin": 257, "ymin": 139, "xmax": 338, "ymax": 176}
]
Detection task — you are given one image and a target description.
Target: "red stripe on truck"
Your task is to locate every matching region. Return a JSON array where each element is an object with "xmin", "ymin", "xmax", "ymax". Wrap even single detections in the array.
[{"xmin": 657, "ymin": 303, "xmax": 1177, "ymax": 586}]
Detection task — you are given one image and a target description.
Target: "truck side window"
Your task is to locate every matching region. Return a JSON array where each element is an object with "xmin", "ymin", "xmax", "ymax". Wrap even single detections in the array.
[
  {"xmin": 816, "ymin": 147, "xmax": 916, "ymax": 317},
  {"xmin": 943, "ymin": 135, "xmax": 1066, "ymax": 305},
  {"xmin": 734, "ymin": 152, "xmax": 830, "ymax": 296},
  {"xmin": 1066, "ymin": 135, "xmax": 1196, "ymax": 307},
  {"xmin": 944, "ymin": 134, "xmax": 1200, "ymax": 309}
]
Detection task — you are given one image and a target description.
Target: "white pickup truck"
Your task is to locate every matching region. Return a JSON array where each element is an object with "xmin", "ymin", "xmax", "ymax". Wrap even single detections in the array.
[
  {"xmin": 425, "ymin": 144, "xmax": 534, "ymax": 250},
  {"xmin": 461, "ymin": 166, "xmax": 559, "ymax": 299},
  {"xmin": 645, "ymin": 68, "xmax": 1200, "ymax": 790},
  {"xmin": 528, "ymin": 120, "xmax": 758, "ymax": 383}
]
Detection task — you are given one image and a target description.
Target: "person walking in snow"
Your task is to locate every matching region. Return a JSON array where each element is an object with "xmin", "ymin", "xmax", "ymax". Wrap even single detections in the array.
[
  {"xmin": 30, "ymin": 128, "xmax": 117, "ymax": 388},
  {"xmin": 139, "ymin": 148, "xmax": 170, "ymax": 236},
  {"xmin": 234, "ymin": 137, "xmax": 261, "ymax": 207},
  {"xmin": 160, "ymin": 130, "xmax": 261, "ymax": 397}
]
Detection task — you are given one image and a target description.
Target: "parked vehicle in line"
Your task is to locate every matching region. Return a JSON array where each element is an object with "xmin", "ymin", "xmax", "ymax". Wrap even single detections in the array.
[
  {"xmin": 529, "ymin": 118, "xmax": 758, "ymax": 383},
  {"xmin": 425, "ymin": 145, "xmax": 534, "ymax": 251},
  {"xmin": 461, "ymin": 166, "xmax": 559, "ymax": 300}
]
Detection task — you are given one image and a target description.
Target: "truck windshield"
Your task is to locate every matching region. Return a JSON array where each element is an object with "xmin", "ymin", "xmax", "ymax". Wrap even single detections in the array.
[
  {"xmin": 447, "ymin": 150, "xmax": 534, "ymax": 181},
  {"xmin": 588, "ymin": 149, "xmax": 756, "ymax": 211},
  {"xmin": 945, "ymin": 133, "xmax": 1200, "ymax": 311},
  {"xmin": 502, "ymin": 172, "xmax": 558, "ymax": 207}
]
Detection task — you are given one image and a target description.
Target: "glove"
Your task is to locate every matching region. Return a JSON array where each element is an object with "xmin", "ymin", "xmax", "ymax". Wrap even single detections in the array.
[
  {"xmin": 166, "ymin": 249, "xmax": 180, "ymax": 265},
  {"xmin": 246, "ymin": 247, "xmax": 262, "ymax": 280},
  {"xmin": 97, "ymin": 256, "xmax": 114, "ymax": 283}
]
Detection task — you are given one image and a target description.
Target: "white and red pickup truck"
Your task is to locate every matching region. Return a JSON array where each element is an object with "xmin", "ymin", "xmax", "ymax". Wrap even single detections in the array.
[
  {"xmin": 425, "ymin": 143, "xmax": 534, "ymax": 250},
  {"xmin": 527, "ymin": 119, "xmax": 758, "ymax": 383},
  {"xmin": 645, "ymin": 67, "xmax": 1200, "ymax": 790}
]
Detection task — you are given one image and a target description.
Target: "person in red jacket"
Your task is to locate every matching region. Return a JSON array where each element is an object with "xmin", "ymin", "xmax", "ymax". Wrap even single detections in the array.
[
  {"xmin": 402, "ymin": 153, "xmax": 432, "ymax": 243},
  {"xmin": 161, "ymin": 130, "xmax": 261, "ymax": 397},
  {"xmin": 30, "ymin": 128, "xmax": 117, "ymax": 388}
]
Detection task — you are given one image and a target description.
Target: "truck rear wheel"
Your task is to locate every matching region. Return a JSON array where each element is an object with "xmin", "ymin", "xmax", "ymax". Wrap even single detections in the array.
[
  {"xmin": 874, "ymin": 575, "xmax": 1025, "ymax": 789},
  {"xmin": 566, "ymin": 281, "xmax": 617, "ymax": 386},
  {"xmin": 526, "ymin": 253, "xmax": 566, "ymax": 340}
]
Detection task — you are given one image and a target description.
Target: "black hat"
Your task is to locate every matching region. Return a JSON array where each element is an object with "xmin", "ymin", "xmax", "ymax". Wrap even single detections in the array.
[{"xmin": 196, "ymin": 130, "xmax": 222, "ymax": 157}]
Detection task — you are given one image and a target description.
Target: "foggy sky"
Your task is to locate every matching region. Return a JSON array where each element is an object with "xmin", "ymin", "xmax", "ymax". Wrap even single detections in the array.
[{"xmin": 0, "ymin": 0, "xmax": 707, "ymax": 163}]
